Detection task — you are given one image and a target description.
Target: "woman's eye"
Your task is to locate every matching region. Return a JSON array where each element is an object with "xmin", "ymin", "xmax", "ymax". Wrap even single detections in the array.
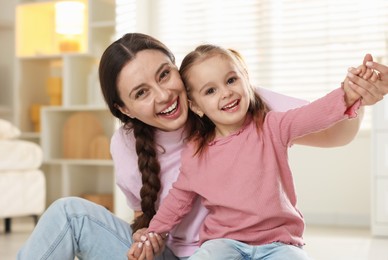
[
  {"xmin": 159, "ymin": 69, "xmax": 171, "ymax": 81},
  {"xmin": 134, "ymin": 89, "xmax": 146, "ymax": 99},
  {"xmin": 205, "ymin": 88, "xmax": 216, "ymax": 95}
]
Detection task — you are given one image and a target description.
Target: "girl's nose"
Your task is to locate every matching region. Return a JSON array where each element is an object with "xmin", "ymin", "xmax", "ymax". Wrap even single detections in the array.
[{"xmin": 221, "ymin": 86, "xmax": 233, "ymax": 99}]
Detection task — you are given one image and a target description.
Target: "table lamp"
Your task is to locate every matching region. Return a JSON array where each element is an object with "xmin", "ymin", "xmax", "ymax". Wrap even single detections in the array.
[{"xmin": 55, "ymin": 1, "xmax": 85, "ymax": 52}]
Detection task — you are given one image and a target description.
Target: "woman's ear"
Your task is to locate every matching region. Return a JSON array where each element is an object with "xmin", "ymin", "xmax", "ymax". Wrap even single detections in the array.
[
  {"xmin": 115, "ymin": 103, "xmax": 135, "ymax": 119},
  {"xmin": 189, "ymin": 100, "xmax": 204, "ymax": 118}
]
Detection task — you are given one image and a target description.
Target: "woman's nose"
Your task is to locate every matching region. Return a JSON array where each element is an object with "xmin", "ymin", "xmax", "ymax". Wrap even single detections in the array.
[{"xmin": 154, "ymin": 85, "xmax": 170, "ymax": 102}]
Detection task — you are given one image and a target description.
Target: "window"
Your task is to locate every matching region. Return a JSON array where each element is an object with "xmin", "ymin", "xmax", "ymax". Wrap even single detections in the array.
[{"xmin": 116, "ymin": 0, "xmax": 388, "ymax": 128}]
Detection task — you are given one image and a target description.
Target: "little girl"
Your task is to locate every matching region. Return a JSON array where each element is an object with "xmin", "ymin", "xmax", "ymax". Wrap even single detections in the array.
[{"xmin": 144, "ymin": 44, "xmax": 374, "ymax": 259}]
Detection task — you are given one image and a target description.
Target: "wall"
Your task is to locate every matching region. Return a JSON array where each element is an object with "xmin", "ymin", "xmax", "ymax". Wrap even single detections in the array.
[{"xmin": 289, "ymin": 130, "xmax": 371, "ymax": 227}]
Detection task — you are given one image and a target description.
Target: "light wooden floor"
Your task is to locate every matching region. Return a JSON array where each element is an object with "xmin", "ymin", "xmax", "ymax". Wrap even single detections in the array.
[{"xmin": 1, "ymin": 217, "xmax": 388, "ymax": 260}]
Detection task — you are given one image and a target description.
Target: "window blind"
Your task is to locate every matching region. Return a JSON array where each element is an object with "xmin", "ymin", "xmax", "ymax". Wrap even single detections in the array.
[{"xmin": 115, "ymin": 0, "xmax": 388, "ymax": 128}]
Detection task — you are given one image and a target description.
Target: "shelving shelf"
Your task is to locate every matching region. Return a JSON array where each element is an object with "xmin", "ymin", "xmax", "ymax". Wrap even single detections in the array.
[
  {"xmin": 372, "ymin": 97, "xmax": 388, "ymax": 236},
  {"xmin": 12, "ymin": 0, "xmax": 118, "ymax": 209}
]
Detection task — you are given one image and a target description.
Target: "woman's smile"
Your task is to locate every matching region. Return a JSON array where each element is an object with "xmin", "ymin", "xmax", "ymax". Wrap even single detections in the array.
[{"xmin": 158, "ymin": 97, "xmax": 181, "ymax": 119}]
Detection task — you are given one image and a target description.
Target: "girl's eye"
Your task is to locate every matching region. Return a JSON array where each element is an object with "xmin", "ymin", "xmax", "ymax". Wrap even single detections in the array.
[
  {"xmin": 205, "ymin": 88, "xmax": 216, "ymax": 95},
  {"xmin": 227, "ymin": 77, "xmax": 237, "ymax": 85}
]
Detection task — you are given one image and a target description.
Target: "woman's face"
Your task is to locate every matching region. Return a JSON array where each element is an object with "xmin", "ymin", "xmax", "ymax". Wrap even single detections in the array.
[{"xmin": 116, "ymin": 50, "xmax": 189, "ymax": 132}]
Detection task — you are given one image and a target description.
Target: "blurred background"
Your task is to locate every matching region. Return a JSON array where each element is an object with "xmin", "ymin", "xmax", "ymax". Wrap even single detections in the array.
[{"xmin": 1, "ymin": 0, "xmax": 388, "ymax": 259}]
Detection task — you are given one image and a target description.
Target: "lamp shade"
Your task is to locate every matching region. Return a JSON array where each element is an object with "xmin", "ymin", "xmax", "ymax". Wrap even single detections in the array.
[{"xmin": 55, "ymin": 1, "xmax": 85, "ymax": 35}]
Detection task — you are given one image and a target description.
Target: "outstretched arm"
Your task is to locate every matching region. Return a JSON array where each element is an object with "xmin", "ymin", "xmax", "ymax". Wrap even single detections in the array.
[{"xmin": 293, "ymin": 54, "xmax": 385, "ymax": 147}]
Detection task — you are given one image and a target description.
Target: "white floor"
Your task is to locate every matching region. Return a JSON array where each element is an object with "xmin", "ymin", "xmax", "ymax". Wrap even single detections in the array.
[{"xmin": 1, "ymin": 217, "xmax": 388, "ymax": 260}]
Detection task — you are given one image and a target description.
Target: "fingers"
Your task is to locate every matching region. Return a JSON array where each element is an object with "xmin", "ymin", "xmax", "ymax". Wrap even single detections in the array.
[
  {"xmin": 346, "ymin": 72, "xmax": 383, "ymax": 106},
  {"xmin": 127, "ymin": 242, "xmax": 145, "ymax": 260},
  {"xmin": 369, "ymin": 70, "xmax": 379, "ymax": 83},
  {"xmin": 143, "ymin": 240, "xmax": 156, "ymax": 260},
  {"xmin": 128, "ymin": 232, "xmax": 167, "ymax": 260},
  {"xmin": 366, "ymin": 61, "xmax": 388, "ymax": 75},
  {"xmin": 363, "ymin": 53, "xmax": 373, "ymax": 65},
  {"xmin": 145, "ymin": 232, "xmax": 167, "ymax": 256},
  {"xmin": 132, "ymin": 228, "xmax": 148, "ymax": 243},
  {"xmin": 362, "ymin": 67, "xmax": 374, "ymax": 80},
  {"xmin": 342, "ymin": 78, "xmax": 362, "ymax": 106}
]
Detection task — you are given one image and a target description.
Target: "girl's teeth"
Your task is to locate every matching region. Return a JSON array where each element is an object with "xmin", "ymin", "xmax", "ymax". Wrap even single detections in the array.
[{"xmin": 223, "ymin": 100, "xmax": 238, "ymax": 109}]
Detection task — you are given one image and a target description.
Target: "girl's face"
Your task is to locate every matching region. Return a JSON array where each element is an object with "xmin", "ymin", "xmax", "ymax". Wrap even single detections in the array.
[
  {"xmin": 187, "ymin": 55, "xmax": 251, "ymax": 137},
  {"xmin": 116, "ymin": 50, "xmax": 189, "ymax": 132}
]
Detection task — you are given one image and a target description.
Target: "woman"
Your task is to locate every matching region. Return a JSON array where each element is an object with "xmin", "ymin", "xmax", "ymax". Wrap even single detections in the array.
[{"xmin": 17, "ymin": 33, "xmax": 387, "ymax": 260}]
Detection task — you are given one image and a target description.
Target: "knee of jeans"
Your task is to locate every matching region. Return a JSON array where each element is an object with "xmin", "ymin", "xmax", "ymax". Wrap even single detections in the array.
[{"xmin": 49, "ymin": 197, "xmax": 88, "ymax": 214}]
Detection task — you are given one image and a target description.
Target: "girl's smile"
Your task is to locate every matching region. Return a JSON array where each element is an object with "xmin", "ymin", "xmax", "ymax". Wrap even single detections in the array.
[{"xmin": 221, "ymin": 99, "xmax": 240, "ymax": 112}]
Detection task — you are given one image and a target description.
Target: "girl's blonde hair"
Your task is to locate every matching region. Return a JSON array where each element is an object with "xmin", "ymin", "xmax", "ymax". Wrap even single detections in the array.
[{"xmin": 179, "ymin": 44, "xmax": 269, "ymax": 156}]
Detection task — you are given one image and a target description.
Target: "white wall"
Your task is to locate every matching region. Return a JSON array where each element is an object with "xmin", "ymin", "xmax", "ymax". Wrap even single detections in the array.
[{"xmin": 289, "ymin": 130, "xmax": 371, "ymax": 227}]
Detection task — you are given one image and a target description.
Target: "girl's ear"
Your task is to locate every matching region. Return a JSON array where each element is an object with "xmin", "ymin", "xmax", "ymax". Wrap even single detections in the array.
[
  {"xmin": 115, "ymin": 103, "xmax": 135, "ymax": 119},
  {"xmin": 189, "ymin": 100, "xmax": 204, "ymax": 118}
]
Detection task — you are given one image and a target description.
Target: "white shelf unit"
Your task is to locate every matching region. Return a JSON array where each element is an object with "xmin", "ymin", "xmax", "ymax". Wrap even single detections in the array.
[
  {"xmin": 371, "ymin": 97, "xmax": 388, "ymax": 236},
  {"xmin": 41, "ymin": 106, "xmax": 115, "ymax": 205},
  {"xmin": 14, "ymin": 0, "xmax": 118, "ymax": 208},
  {"xmin": 0, "ymin": 1, "xmax": 17, "ymax": 123},
  {"xmin": 41, "ymin": 106, "xmax": 114, "ymax": 161}
]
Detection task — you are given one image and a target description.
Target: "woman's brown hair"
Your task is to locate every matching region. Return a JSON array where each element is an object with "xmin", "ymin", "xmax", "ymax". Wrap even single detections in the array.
[
  {"xmin": 99, "ymin": 33, "xmax": 175, "ymax": 233},
  {"xmin": 179, "ymin": 44, "xmax": 269, "ymax": 156}
]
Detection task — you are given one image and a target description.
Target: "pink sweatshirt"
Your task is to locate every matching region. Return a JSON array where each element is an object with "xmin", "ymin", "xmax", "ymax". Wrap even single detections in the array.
[
  {"xmin": 111, "ymin": 88, "xmax": 312, "ymax": 257},
  {"xmin": 147, "ymin": 88, "xmax": 359, "ymax": 246}
]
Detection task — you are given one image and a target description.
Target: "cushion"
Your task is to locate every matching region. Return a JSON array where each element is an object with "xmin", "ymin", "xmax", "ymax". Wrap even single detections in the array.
[{"xmin": 0, "ymin": 119, "xmax": 21, "ymax": 140}]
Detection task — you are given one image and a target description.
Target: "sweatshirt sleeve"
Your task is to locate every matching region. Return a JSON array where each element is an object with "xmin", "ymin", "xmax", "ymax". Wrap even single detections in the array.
[
  {"xmin": 111, "ymin": 127, "xmax": 142, "ymax": 211},
  {"xmin": 256, "ymin": 86, "xmax": 309, "ymax": 112},
  {"xmin": 266, "ymin": 87, "xmax": 361, "ymax": 147},
  {"xmin": 148, "ymin": 159, "xmax": 198, "ymax": 234}
]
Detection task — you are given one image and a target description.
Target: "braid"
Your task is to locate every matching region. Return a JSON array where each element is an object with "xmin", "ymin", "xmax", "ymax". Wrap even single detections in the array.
[
  {"xmin": 130, "ymin": 121, "xmax": 161, "ymax": 232},
  {"xmin": 99, "ymin": 33, "xmax": 176, "ymax": 233}
]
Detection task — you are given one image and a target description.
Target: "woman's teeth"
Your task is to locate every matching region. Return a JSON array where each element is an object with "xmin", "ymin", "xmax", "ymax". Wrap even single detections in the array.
[{"xmin": 160, "ymin": 101, "xmax": 178, "ymax": 115}]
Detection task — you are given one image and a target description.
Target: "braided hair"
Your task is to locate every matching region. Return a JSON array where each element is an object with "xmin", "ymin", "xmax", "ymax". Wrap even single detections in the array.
[{"xmin": 99, "ymin": 33, "xmax": 176, "ymax": 232}]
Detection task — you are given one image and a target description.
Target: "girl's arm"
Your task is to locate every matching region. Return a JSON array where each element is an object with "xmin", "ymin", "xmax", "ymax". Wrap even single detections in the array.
[
  {"xmin": 292, "ymin": 108, "xmax": 364, "ymax": 147},
  {"xmin": 260, "ymin": 54, "xmax": 386, "ymax": 147},
  {"xmin": 258, "ymin": 86, "xmax": 364, "ymax": 147}
]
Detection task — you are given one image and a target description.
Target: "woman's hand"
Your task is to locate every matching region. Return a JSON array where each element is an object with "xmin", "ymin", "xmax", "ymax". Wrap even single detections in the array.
[
  {"xmin": 127, "ymin": 228, "xmax": 154, "ymax": 260},
  {"xmin": 127, "ymin": 229, "xmax": 167, "ymax": 260},
  {"xmin": 365, "ymin": 57, "xmax": 388, "ymax": 97},
  {"xmin": 345, "ymin": 54, "xmax": 387, "ymax": 106}
]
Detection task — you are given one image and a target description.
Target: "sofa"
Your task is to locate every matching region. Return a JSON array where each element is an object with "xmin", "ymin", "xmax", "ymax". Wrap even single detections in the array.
[{"xmin": 0, "ymin": 119, "xmax": 46, "ymax": 233}]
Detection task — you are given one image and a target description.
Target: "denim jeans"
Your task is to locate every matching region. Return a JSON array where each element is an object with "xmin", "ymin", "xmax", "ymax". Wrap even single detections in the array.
[
  {"xmin": 17, "ymin": 197, "xmax": 180, "ymax": 260},
  {"xmin": 189, "ymin": 238, "xmax": 310, "ymax": 260}
]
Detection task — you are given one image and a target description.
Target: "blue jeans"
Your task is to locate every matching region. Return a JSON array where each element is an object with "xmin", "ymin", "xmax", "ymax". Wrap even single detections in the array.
[
  {"xmin": 17, "ymin": 197, "xmax": 180, "ymax": 260},
  {"xmin": 189, "ymin": 238, "xmax": 310, "ymax": 260}
]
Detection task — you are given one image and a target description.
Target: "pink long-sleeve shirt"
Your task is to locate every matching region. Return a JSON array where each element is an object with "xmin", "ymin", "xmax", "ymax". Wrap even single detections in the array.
[
  {"xmin": 148, "ymin": 88, "xmax": 359, "ymax": 246},
  {"xmin": 111, "ymin": 87, "xmax": 311, "ymax": 257}
]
